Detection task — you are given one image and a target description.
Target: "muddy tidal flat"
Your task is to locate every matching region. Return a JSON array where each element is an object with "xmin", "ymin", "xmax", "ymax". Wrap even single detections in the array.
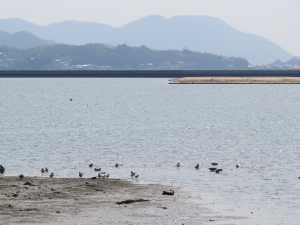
[
  {"xmin": 0, "ymin": 176, "xmax": 247, "ymax": 224},
  {"xmin": 169, "ymin": 77, "xmax": 300, "ymax": 84}
]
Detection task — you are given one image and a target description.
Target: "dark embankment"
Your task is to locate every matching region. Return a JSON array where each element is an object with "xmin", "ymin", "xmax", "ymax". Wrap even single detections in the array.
[{"xmin": 0, "ymin": 70, "xmax": 300, "ymax": 78}]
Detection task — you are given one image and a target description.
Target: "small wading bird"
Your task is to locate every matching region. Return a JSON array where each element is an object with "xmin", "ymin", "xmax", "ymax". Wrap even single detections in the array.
[
  {"xmin": 115, "ymin": 163, "xmax": 119, "ymax": 168},
  {"xmin": 41, "ymin": 168, "xmax": 45, "ymax": 173},
  {"xmin": 94, "ymin": 168, "xmax": 101, "ymax": 171},
  {"xmin": 211, "ymin": 162, "xmax": 218, "ymax": 166},
  {"xmin": 0, "ymin": 165, "xmax": 4, "ymax": 173},
  {"xmin": 195, "ymin": 164, "xmax": 199, "ymax": 169},
  {"xmin": 89, "ymin": 163, "xmax": 93, "ymax": 168},
  {"xmin": 106, "ymin": 174, "xmax": 109, "ymax": 178},
  {"xmin": 236, "ymin": 164, "xmax": 240, "ymax": 168},
  {"xmin": 79, "ymin": 172, "xmax": 84, "ymax": 177},
  {"xmin": 216, "ymin": 169, "xmax": 222, "ymax": 173},
  {"xmin": 49, "ymin": 172, "xmax": 54, "ymax": 178},
  {"xmin": 177, "ymin": 162, "xmax": 180, "ymax": 167},
  {"xmin": 98, "ymin": 173, "xmax": 101, "ymax": 178},
  {"xmin": 209, "ymin": 167, "xmax": 217, "ymax": 171},
  {"xmin": 19, "ymin": 174, "xmax": 24, "ymax": 178},
  {"xmin": 135, "ymin": 174, "xmax": 139, "ymax": 178},
  {"xmin": 131, "ymin": 171, "xmax": 135, "ymax": 177},
  {"xmin": 45, "ymin": 167, "xmax": 48, "ymax": 173},
  {"xmin": 0, "ymin": 165, "xmax": 5, "ymax": 174}
]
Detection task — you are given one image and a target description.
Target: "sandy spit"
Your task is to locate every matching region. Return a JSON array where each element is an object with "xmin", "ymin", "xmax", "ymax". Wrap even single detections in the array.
[
  {"xmin": 0, "ymin": 176, "xmax": 248, "ymax": 224},
  {"xmin": 169, "ymin": 77, "xmax": 300, "ymax": 84}
]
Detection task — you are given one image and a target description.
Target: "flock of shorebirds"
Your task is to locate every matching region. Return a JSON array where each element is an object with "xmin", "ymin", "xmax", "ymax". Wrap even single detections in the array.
[
  {"xmin": 178, "ymin": 162, "xmax": 224, "ymax": 173},
  {"xmin": 11, "ymin": 163, "xmax": 140, "ymax": 180},
  {"xmin": 1, "ymin": 163, "xmax": 300, "ymax": 179}
]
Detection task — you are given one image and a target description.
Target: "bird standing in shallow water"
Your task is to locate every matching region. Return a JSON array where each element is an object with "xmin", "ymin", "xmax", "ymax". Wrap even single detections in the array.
[
  {"xmin": 49, "ymin": 172, "xmax": 54, "ymax": 178},
  {"xmin": 115, "ymin": 163, "xmax": 119, "ymax": 168},
  {"xmin": 41, "ymin": 168, "xmax": 45, "ymax": 173},
  {"xmin": 216, "ymin": 169, "xmax": 222, "ymax": 173},
  {"xmin": 236, "ymin": 164, "xmax": 240, "ymax": 168},
  {"xmin": 98, "ymin": 173, "xmax": 101, "ymax": 178},
  {"xmin": 177, "ymin": 162, "xmax": 180, "ymax": 167},
  {"xmin": 135, "ymin": 174, "xmax": 139, "ymax": 178},
  {"xmin": 211, "ymin": 162, "xmax": 218, "ymax": 166},
  {"xmin": 0, "ymin": 165, "xmax": 5, "ymax": 174},
  {"xmin": 79, "ymin": 172, "xmax": 83, "ymax": 177},
  {"xmin": 131, "ymin": 171, "xmax": 135, "ymax": 177},
  {"xmin": 106, "ymin": 174, "xmax": 109, "ymax": 178},
  {"xmin": 94, "ymin": 168, "xmax": 101, "ymax": 171},
  {"xmin": 89, "ymin": 163, "xmax": 93, "ymax": 168},
  {"xmin": 195, "ymin": 164, "xmax": 199, "ymax": 169},
  {"xmin": 45, "ymin": 167, "xmax": 48, "ymax": 173}
]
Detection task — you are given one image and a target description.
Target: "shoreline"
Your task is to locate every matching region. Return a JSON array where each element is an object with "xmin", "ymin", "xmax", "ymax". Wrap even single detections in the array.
[
  {"xmin": 169, "ymin": 77, "xmax": 300, "ymax": 84},
  {"xmin": 0, "ymin": 176, "xmax": 248, "ymax": 224}
]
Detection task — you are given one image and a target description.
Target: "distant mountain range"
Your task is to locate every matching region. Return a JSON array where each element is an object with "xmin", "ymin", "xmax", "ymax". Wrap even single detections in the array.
[
  {"xmin": 0, "ymin": 15, "xmax": 293, "ymax": 64},
  {"xmin": 0, "ymin": 30, "xmax": 55, "ymax": 49}
]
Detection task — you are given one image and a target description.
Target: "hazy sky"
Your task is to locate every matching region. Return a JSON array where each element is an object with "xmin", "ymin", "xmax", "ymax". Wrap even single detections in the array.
[{"xmin": 1, "ymin": 0, "xmax": 299, "ymax": 56}]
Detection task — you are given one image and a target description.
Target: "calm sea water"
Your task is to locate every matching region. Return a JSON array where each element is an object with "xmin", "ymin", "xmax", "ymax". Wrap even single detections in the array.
[{"xmin": 1, "ymin": 78, "xmax": 300, "ymax": 224}]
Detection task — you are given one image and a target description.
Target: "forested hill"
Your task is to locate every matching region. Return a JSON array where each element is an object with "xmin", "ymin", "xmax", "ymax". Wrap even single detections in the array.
[
  {"xmin": 0, "ymin": 44, "xmax": 249, "ymax": 70},
  {"xmin": 0, "ymin": 30, "xmax": 56, "ymax": 49}
]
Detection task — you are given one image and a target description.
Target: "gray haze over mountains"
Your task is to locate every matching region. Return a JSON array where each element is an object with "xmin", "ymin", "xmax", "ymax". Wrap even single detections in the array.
[
  {"xmin": 0, "ymin": 15, "xmax": 293, "ymax": 64},
  {"xmin": 0, "ymin": 30, "xmax": 55, "ymax": 49}
]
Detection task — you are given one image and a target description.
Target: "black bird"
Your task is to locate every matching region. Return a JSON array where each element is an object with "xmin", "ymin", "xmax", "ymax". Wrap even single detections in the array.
[
  {"xmin": 209, "ymin": 167, "xmax": 217, "ymax": 171},
  {"xmin": 19, "ymin": 174, "xmax": 24, "ymax": 178},
  {"xmin": 216, "ymin": 169, "xmax": 223, "ymax": 173},
  {"xmin": 0, "ymin": 165, "xmax": 5, "ymax": 174},
  {"xmin": 195, "ymin": 164, "xmax": 199, "ymax": 169},
  {"xmin": 94, "ymin": 168, "xmax": 101, "ymax": 171},
  {"xmin": 211, "ymin": 163, "xmax": 218, "ymax": 166},
  {"xmin": 89, "ymin": 163, "xmax": 93, "ymax": 167}
]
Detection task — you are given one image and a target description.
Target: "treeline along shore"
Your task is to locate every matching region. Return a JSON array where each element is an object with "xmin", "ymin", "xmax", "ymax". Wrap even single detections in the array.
[{"xmin": 0, "ymin": 70, "xmax": 300, "ymax": 78}]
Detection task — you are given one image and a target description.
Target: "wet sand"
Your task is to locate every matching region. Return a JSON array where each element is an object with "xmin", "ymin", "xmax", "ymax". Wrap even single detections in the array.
[
  {"xmin": 169, "ymin": 77, "xmax": 300, "ymax": 84},
  {"xmin": 0, "ymin": 176, "xmax": 247, "ymax": 224}
]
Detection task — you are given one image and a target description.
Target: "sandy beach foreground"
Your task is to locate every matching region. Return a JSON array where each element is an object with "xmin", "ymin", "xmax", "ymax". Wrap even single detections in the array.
[
  {"xmin": 169, "ymin": 77, "xmax": 300, "ymax": 84},
  {"xmin": 0, "ymin": 176, "xmax": 248, "ymax": 224}
]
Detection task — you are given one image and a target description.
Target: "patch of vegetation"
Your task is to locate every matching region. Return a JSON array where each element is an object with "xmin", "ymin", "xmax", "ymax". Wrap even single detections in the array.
[
  {"xmin": 12, "ymin": 194, "xmax": 18, "ymax": 197},
  {"xmin": 24, "ymin": 182, "xmax": 34, "ymax": 186},
  {"xmin": 116, "ymin": 199, "xmax": 150, "ymax": 205}
]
